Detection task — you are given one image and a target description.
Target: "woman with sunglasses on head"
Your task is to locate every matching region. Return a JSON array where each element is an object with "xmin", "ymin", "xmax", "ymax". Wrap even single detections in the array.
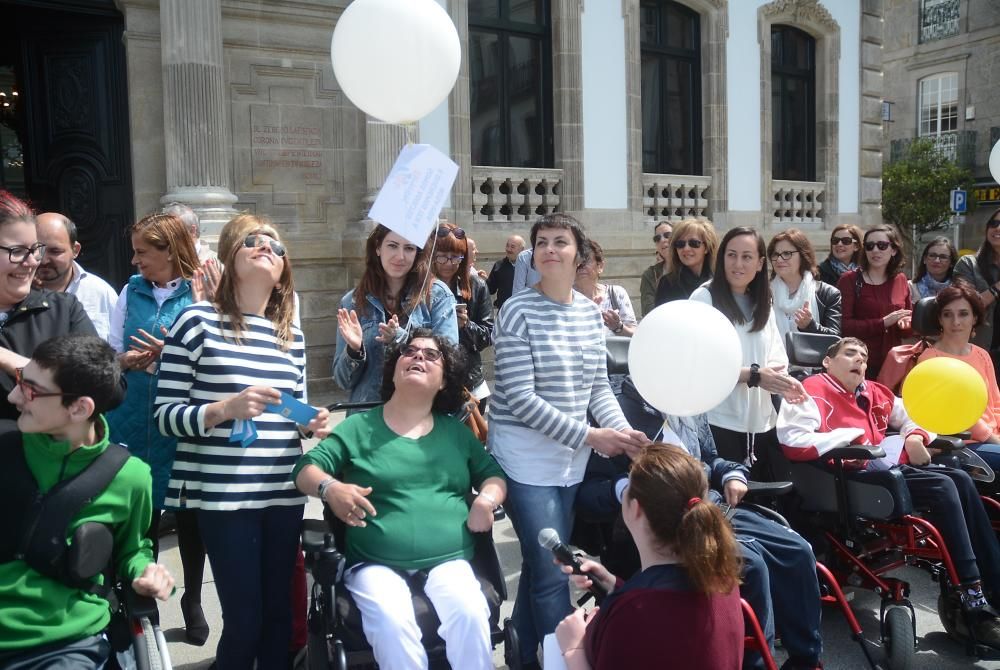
[
  {"xmin": 768, "ymin": 228, "xmax": 842, "ymax": 344},
  {"xmin": 953, "ymin": 208, "xmax": 1000, "ymax": 371},
  {"xmin": 489, "ymin": 213, "xmax": 649, "ymax": 668},
  {"xmin": 335, "ymin": 225, "xmax": 458, "ymax": 411},
  {"xmin": 0, "ymin": 192, "xmax": 97, "ymax": 429},
  {"xmin": 639, "ymin": 221, "xmax": 671, "ymax": 316},
  {"xmin": 838, "ymin": 225, "xmax": 912, "ymax": 380},
  {"xmin": 154, "ymin": 214, "xmax": 330, "ymax": 669},
  {"xmin": 910, "ymin": 236, "xmax": 958, "ymax": 302},
  {"xmin": 817, "ymin": 224, "xmax": 863, "ymax": 286},
  {"xmin": 654, "ymin": 219, "xmax": 719, "ymax": 307},
  {"xmin": 431, "ymin": 223, "xmax": 494, "ymax": 410},
  {"xmin": 295, "ymin": 329, "xmax": 506, "ymax": 670},
  {"xmin": 690, "ymin": 227, "xmax": 807, "ymax": 479}
]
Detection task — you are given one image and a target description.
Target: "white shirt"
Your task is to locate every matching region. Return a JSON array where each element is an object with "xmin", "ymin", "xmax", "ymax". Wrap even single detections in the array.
[
  {"xmin": 109, "ymin": 278, "xmax": 184, "ymax": 353},
  {"xmin": 65, "ymin": 261, "xmax": 118, "ymax": 343}
]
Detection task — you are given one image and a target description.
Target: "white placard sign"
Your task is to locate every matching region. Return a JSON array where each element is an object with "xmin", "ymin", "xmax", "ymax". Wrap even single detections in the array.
[{"xmin": 369, "ymin": 143, "xmax": 459, "ymax": 247}]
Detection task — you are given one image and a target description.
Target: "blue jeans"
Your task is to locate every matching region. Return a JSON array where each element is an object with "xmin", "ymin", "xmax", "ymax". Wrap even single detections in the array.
[
  {"xmin": 198, "ymin": 504, "xmax": 304, "ymax": 670},
  {"xmin": 503, "ymin": 478, "xmax": 579, "ymax": 664}
]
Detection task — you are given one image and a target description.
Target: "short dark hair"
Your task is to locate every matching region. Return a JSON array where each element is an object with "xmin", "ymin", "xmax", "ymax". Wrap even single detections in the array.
[
  {"xmin": 44, "ymin": 212, "xmax": 78, "ymax": 246},
  {"xmin": 529, "ymin": 213, "xmax": 591, "ymax": 269},
  {"xmin": 380, "ymin": 328, "xmax": 469, "ymax": 413},
  {"xmin": 933, "ymin": 279, "xmax": 985, "ymax": 332},
  {"xmin": 31, "ymin": 336, "xmax": 124, "ymax": 417},
  {"xmin": 824, "ymin": 336, "xmax": 868, "ymax": 360}
]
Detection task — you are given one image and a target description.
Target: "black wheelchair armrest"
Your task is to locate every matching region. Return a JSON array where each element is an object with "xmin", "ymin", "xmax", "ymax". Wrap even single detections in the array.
[
  {"xmin": 124, "ymin": 583, "xmax": 159, "ymax": 619},
  {"xmin": 929, "ymin": 435, "xmax": 965, "ymax": 451},
  {"xmin": 746, "ymin": 480, "xmax": 794, "ymax": 496},
  {"xmin": 826, "ymin": 445, "xmax": 886, "ymax": 460},
  {"xmin": 302, "ymin": 518, "xmax": 335, "ymax": 553}
]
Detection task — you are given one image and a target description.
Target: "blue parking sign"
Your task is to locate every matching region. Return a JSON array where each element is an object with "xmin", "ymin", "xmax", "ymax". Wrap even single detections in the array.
[{"xmin": 951, "ymin": 188, "xmax": 968, "ymax": 213}]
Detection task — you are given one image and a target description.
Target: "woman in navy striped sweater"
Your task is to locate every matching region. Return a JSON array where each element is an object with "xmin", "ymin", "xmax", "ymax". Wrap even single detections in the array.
[{"xmin": 154, "ymin": 214, "xmax": 330, "ymax": 670}]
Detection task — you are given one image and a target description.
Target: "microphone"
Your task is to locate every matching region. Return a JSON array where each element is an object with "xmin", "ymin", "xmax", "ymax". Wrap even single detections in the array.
[{"xmin": 538, "ymin": 528, "xmax": 608, "ymax": 598}]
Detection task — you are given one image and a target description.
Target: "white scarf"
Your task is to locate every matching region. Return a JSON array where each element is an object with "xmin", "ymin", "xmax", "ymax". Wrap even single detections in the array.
[{"xmin": 771, "ymin": 273, "xmax": 820, "ymax": 341}]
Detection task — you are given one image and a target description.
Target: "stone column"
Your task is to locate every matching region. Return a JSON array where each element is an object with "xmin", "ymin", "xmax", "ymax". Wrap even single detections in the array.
[
  {"xmin": 159, "ymin": 0, "xmax": 237, "ymax": 237},
  {"xmin": 362, "ymin": 119, "xmax": 414, "ymax": 215}
]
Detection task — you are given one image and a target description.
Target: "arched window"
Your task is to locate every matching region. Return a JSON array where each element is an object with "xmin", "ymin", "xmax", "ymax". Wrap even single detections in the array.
[
  {"xmin": 469, "ymin": 0, "xmax": 552, "ymax": 168},
  {"xmin": 771, "ymin": 25, "xmax": 815, "ymax": 182},
  {"xmin": 639, "ymin": 0, "xmax": 701, "ymax": 175}
]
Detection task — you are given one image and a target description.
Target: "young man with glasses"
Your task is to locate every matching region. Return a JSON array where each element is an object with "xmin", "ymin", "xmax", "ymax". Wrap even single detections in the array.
[{"xmin": 0, "ymin": 335, "xmax": 174, "ymax": 668}]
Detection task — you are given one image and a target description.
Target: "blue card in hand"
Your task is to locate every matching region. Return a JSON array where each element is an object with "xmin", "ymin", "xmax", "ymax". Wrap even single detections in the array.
[{"xmin": 266, "ymin": 391, "xmax": 319, "ymax": 426}]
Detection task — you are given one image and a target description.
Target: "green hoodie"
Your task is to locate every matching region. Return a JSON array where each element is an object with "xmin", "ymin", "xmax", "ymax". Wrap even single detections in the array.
[{"xmin": 0, "ymin": 416, "xmax": 154, "ymax": 651}]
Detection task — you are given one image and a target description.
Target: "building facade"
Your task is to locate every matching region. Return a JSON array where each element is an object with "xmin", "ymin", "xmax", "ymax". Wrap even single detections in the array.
[{"xmin": 0, "ymin": 0, "xmax": 883, "ymax": 398}]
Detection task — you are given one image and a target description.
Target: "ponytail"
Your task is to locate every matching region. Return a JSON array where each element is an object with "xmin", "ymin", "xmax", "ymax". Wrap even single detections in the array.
[{"xmin": 675, "ymin": 498, "xmax": 741, "ymax": 594}]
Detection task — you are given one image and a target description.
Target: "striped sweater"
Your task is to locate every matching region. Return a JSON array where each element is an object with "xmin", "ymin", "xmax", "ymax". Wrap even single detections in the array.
[
  {"xmin": 487, "ymin": 288, "xmax": 629, "ymax": 485},
  {"xmin": 154, "ymin": 303, "xmax": 308, "ymax": 510}
]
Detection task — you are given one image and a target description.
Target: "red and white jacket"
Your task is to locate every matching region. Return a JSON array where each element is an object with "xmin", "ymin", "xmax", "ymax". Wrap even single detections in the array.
[{"xmin": 776, "ymin": 372, "xmax": 932, "ymax": 468}]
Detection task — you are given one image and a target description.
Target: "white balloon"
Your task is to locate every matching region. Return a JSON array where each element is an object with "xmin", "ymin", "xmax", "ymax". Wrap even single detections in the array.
[
  {"xmin": 629, "ymin": 301, "xmax": 742, "ymax": 417},
  {"xmin": 331, "ymin": 0, "xmax": 461, "ymax": 124},
  {"xmin": 991, "ymin": 139, "xmax": 1000, "ymax": 186}
]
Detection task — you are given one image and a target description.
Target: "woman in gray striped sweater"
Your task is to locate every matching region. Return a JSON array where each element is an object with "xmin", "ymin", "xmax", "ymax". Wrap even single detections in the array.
[
  {"xmin": 487, "ymin": 213, "xmax": 649, "ymax": 668},
  {"xmin": 154, "ymin": 214, "xmax": 330, "ymax": 670}
]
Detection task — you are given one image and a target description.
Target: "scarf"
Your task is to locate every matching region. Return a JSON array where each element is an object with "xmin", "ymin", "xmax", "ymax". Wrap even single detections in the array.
[
  {"xmin": 771, "ymin": 273, "xmax": 820, "ymax": 341},
  {"xmin": 914, "ymin": 273, "xmax": 950, "ymax": 299},
  {"xmin": 829, "ymin": 257, "xmax": 857, "ymax": 277}
]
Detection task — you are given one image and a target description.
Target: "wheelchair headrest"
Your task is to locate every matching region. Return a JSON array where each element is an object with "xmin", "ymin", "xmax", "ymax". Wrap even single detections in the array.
[
  {"xmin": 911, "ymin": 296, "xmax": 938, "ymax": 338},
  {"xmin": 606, "ymin": 336, "xmax": 631, "ymax": 376},
  {"xmin": 785, "ymin": 332, "xmax": 841, "ymax": 368}
]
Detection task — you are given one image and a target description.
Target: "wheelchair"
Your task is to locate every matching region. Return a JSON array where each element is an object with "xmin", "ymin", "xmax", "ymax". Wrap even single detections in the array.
[
  {"xmin": 106, "ymin": 580, "xmax": 173, "ymax": 670},
  {"xmin": 780, "ymin": 330, "xmax": 1000, "ymax": 668}
]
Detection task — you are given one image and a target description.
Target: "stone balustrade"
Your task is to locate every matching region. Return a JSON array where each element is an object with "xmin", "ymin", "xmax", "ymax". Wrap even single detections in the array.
[
  {"xmin": 472, "ymin": 166, "xmax": 562, "ymax": 223},
  {"xmin": 771, "ymin": 180, "xmax": 825, "ymax": 226},
  {"xmin": 641, "ymin": 174, "xmax": 712, "ymax": 222}
]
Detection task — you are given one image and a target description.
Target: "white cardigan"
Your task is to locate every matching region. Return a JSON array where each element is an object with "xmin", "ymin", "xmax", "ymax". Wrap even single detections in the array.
[{"xmin": 689, "ymin": 287, "xmax": 788, "ymax": 434}]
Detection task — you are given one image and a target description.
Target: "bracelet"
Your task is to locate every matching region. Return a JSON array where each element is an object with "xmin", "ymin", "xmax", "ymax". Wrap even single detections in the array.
[
  {"xmin": 477, "ymin": 490, "xmax": 498, "ymax": 507},
  {"xmin": 317, "ymin": 477, "xmax": 336, "ymax": 501}
]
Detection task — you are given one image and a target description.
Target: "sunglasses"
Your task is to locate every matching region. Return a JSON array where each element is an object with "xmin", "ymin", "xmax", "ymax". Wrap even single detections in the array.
[
  {"xmin": 14, "ymin": 367, "xmax": 79, "ymax": 402},
  {"xmin": 769, "ymin": 250, "xmax": 800, "ymax": 262},
  {"xmin": 434, "ymin": 254, "xmax": 465, "ymax": 265},
  {"xmin": 988, "ymin": 220, "xmax": 1000, "ymax": 229},
  {"xmin": 437, "ymin": 226, "xmax": 466, "ymax": 239},
  {"xmin": 864, "ymin": 240, "xmax": 892, "ymax": 251},
  {"xmin": 830, "ymin": 236, "xmax": 856, "ymax": 246},
  {"xmin": 653, "ymin": 232, "xmax": 672, "ymax": 244},
  {"xmin": 243, "ymin": 234, "xmax": 286, "ymax": 257},
  {"xmin": 400, "ymin": 345, "xmax": 443, "ymax": 362},
  {"xmin": 673, "ymin": 239, "xmax": 704, "ymax": 250},
  {"xmin": 926, "ymin": 253, "xmax": 951, "ymax": 262}
]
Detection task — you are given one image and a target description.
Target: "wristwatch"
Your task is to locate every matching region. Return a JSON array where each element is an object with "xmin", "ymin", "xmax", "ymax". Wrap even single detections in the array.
[
  {"xmin": 747, "ymin": 363, "xmax": 761, "ymax": 388},
  {"xmin": 317, "ymin": 477, "xmax": 336, "ymax": 501}
]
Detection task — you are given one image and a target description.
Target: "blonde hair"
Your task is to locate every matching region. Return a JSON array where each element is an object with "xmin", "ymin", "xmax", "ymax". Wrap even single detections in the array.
[
  {"xmin": 214, "ymin": 213, "xmax": 296, "ymax": 351},
  {"xmin": 665, "ymin": 219, "xmax": 719, "ymax": 284}
]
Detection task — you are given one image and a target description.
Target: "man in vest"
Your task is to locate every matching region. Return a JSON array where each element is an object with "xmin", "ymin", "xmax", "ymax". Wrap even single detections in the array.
[{"xmin": 0, "ymin": 335, "xmax": 173, "ymax": 667}]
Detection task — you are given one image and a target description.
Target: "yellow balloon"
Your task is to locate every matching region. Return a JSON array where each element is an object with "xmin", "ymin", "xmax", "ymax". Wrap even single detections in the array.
[{"xmin": 901, "ymin": 357, "xmax": 987, "ymax": 434}]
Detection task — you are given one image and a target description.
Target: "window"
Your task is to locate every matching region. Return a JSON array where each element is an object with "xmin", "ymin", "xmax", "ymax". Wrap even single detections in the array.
[
  {"xmin": 469, "ymin": 0, "xmax": 552, "ymax": 168},
  {"xmin": 771, "ymin": 25, "xmax": 815, "ymax": 182},
  {"xmin": 919, "ymin": 0, "xmax": 960, "ymax": 43},
  {"xmin": 918, "ymin": 73, "xmax": 958, "ymax": 137},
  {"xmin": 639, "ymin": 1, "xmax": 701, "ymax": 175}
]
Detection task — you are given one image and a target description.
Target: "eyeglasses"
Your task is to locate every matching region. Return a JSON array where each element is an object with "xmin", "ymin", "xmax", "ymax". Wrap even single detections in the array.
[
  {"xmin": 673, "ymin": 239, "xmax": 704, "ymax": 250},
  {"xmin": 926, "ymin": 253, "xmax": 951, "ymax": 262},
  {"xmin": 653, "ymin": 232, "xmax": 671, "ymax": 244},
  {"xmin": 988, "ymin": 220, "xmax": 1000, "ymax": 230},
  {"xmin": 437, "ymin": 226, "xmax": 466, "ymax": 239},
  {"xmin": 864, "ymin": 240, "xmax": 892, "ymax": 251},
  {"xmin": 769, "ymin": 250, "xmax": 800, "ymax": 262},
  {"xmin": 243, "ymin": 234, "xmax": 286, "ymax": 257},
  {"xmin": 830, "ymin": 236, "xmax": 856, "ymax": 246},
  {"xmin": 14, "ymin": 367, "xmax": 79, "ymax": 402},
  {"xmin": 434, "ymin": 254, "xmax": 465, "ymax": 265},
  {"xmin": 0, "ymin": 243, "xmax": 46, "ymax": 264},
  {"xmin": 400, "ymin": 345, "xmax": 443, "ymax": 362}
]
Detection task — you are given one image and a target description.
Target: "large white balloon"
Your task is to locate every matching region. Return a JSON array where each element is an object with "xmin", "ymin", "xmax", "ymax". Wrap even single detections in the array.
[
  {"xmin": 629, "ymin": 300, "xmax": 742, "ymax": 417},
  {"xmin": 991, "ymin": 139, "xmax": 1000, "ymax": 186},
  {"xmin": 331, "ymin": 0, "xmax": 461, "ymax": 124}
]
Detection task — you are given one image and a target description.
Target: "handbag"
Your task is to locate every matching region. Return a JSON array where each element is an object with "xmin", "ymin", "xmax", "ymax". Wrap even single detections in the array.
[
  {"xmin": 458, "ymin": 388, "xmax": 488, "ymax": 444},
  {"xmin": 876, "ymin": 340, "xmax": 929, "ymax": 394}
]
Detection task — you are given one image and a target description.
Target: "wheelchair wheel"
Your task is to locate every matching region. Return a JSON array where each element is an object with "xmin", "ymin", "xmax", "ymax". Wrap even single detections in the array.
[
  {"xmin": 502, "ymin": 618, "xmax": 521, "ymax": 670},
  {"xmin": 883, "ymin": 607, "xmax": 914, "ymax": 670},
  {"xmin": 134, "ymin": 617, "xmax": 163, "ymax": 670}
]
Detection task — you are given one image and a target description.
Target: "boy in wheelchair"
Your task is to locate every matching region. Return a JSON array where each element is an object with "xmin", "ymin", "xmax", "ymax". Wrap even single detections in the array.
[
  {"xmin": 0, "ymin": 336, "xmax": 174, "ymax": 669},
  {"xmin": 776, "ymin": 336, "xmax": 1000, "ymax": 647}
]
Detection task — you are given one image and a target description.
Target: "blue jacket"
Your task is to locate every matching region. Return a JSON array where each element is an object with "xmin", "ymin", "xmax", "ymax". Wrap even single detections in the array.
[
  {"xmin": 106, "ymin": 275, "xmax": 194, "ymax": 508},
  {"xmin": 333, "ymin": 279, "xmax": 457, "ymax": 409}
]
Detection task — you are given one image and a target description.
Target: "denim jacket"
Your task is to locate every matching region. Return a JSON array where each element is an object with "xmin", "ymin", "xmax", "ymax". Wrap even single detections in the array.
[{"xmin": 333, "ymin": 279, "xmax": 458, "ymax": 408}]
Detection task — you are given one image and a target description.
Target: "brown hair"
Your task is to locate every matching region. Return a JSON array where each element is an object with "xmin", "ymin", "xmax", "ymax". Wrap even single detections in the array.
[
  {"xmin": 824, "ymin": 336, "xmax": 869, "ymax": 359},
  {"xmin": 975, "ymin": 207, "xmax": 1000, "ymax": 275},
  {"xmin": 666, "ymin": 219, "xmax": 718, "ymax": 285},
  {"xmin": 214, "ymin": 213, "xmax": 297, "ymax": 350},
  {"xmin": 129, "ymin": 213, "xmax": 200, "ymax": 280},
  {"xmin": 860, "ymin": 224, "xmax": 905, "ymax": 278},
  {"xmin": 433, "ymin": 223, "xmax": 471, "ymax": 301},
  {"xmin": 354, "ymin": 224, "xmax": 431, "ymax": 319},
  {"xmin": 914, "ymin": 236, "xmax": 957, "ymax": 282},
  {"xmin": 709, "ymin": 227, "xmax": 771, "ymax": 332},
  {"xmin": 829, "ymin": 224, "xmax": 863, "ymax": 265},
  {"xmin": 767, "ymin": 228, "xmax": 818, "ymax": 280},
  {"xmin": 934, "ymin": 279, "xmax": 985, "ymax": 332},
  {"xmin": 627, "ymin": 444, "xmax": 741, "ymax": 594}
]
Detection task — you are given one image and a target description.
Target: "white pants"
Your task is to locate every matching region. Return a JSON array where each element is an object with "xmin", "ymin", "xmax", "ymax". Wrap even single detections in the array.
[{"xmin": 344, "ymin": 559, "xmax": 493, "ymax": 670}]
